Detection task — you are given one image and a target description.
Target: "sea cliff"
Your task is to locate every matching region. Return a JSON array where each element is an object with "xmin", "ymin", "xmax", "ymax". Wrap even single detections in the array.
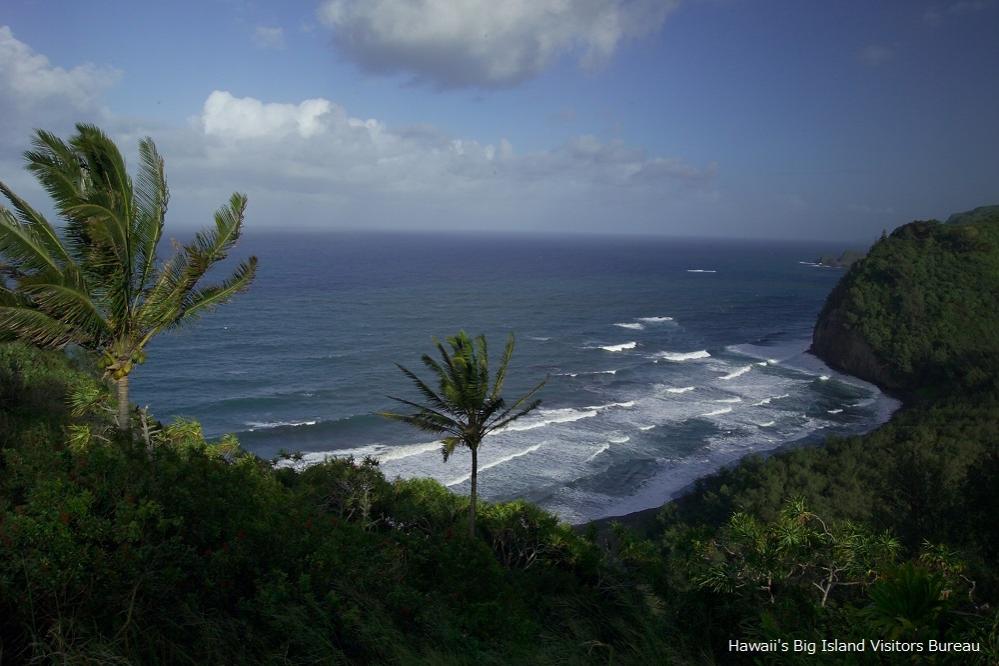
[{"xmin": 811, "ymin": 206, "xmax": 999, "ymax": 398}]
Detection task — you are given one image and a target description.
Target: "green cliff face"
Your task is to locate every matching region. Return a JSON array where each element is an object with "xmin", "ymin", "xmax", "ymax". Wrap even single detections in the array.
[{"xmin": 812, "ymin": 207, "xmax": 999, "ymax": 397}]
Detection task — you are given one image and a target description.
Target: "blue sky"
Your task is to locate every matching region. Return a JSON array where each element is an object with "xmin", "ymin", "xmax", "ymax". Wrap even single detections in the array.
[{"xmin": 2, "ymin": 0, "xmax": 997, "ymax": 241}]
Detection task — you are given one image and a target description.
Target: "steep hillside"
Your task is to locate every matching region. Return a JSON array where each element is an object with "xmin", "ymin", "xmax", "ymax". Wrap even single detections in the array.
[{"xmin": 812, "ymin": 207, "xmax": 999, "ymax": 396}]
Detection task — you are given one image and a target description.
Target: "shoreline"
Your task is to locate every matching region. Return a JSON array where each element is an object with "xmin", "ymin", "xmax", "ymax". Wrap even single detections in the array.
[{"xmin": 581, "ymin": 350, "xmax": 906, "ymax": 536}]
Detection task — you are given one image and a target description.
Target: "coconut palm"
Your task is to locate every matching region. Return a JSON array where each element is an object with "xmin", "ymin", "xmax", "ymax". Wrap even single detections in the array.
[
  {"xmin": 382, "ymin": 331, "xmax": 544, "ymax": 537},
  {"xmin": 0, "ymin": 124, "xmax": 256, "ymax": 432}
]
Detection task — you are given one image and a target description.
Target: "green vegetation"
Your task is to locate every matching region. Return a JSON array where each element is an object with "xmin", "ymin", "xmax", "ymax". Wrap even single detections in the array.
[
  {"xmin": 0, "ymin": 342, "xmax": 671, "ymax": 664},
  {"xmin": 0, "ymin": 124, "xmax": 256, "ymax": 431},
  {"xmin": 813, "ymin": 208, "xmax": 999, "ymax": 394},
  {"xmin": 382, "ymin": 331, "xmax": 545, "ymax": 537},
  {"xmin": 0, "ymin": 125, "xmax": 996, "ymax": 663}
]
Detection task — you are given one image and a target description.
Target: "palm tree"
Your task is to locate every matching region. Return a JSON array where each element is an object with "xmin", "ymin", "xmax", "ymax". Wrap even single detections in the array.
[
  {"xmin": 0, "ymin": 124, "xmax": 256, "ymax": 432},
  {"xmin": 382, "ymin": 331, "xmax": 545, "ymax": 537}
]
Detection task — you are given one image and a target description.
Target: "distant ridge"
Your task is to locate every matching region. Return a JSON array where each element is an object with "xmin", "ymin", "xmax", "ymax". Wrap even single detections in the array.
[{"xmin": 946, "ymin": 204, "xmax": 999, "ymax": 225}]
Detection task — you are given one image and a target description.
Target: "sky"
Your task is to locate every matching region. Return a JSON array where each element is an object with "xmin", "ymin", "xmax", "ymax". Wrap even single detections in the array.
[{"xmin": 1, "ymin": 0, "xmax": 998, "ymax": 242}]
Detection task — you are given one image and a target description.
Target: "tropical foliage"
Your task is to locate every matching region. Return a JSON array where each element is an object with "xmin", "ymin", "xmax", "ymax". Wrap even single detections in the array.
[
  {"xmin": 0, "ymin": 124, "xmax": 256, "ymax": 430},
  {"xmin": 382, "ymin": 331, "xmax": 545, "ymax": 536},
  {"xmin": 0, "ymin": 342, "xmax": 670, "ymax": 664}
]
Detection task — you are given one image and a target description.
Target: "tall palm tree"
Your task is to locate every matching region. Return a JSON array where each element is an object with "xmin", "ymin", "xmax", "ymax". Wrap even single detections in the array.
[
  {"xmin": 382, "ymin": 331, "xmax": 545, "ymax": 538},
  {"xmin": 0, "ymin": 124, "xmax": 256, "ymax": 432}
]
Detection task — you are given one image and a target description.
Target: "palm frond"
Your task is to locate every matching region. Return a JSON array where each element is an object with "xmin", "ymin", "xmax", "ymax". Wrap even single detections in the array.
[
  {"xmin": 441, "ymin": 436, "xmax": 461, "ymax": 462},
  {"xmin": 132, "ymin": 137, "xmax": 168, "ymax": 295},
  {"xmin": 0, "ymin": 305, "xmax": 79, "ymax": 348},
  {"xmin": 0, "ymin": 180, "xmax": 74, "ymax": 268},
  {"xmin": 485, "ymin": 378, "xmax": 546, "ymax": 433},
  {"xmin": 179, "ymin": 256, "xmax": 257, "ymax": 320},
  {"xmin": 379, "ymin": 410, "xmax": 459, "ymax": 437},
  {"xmin": 491, "ymin": 333, "xmax": 516, "ymax": 400},
  {"xmin": 395, "ymin": 362, "xmax": 455, "ymax": 413},
  {"xmin": 18, "ymin": 277, "xmax": 108, "ymax": 340},
  {"xmin": 0, "ymin": 205, "xmax": 65, "ymax": 274},
  {"xmin": 186, "ymin": 193, "xmax": 248, "ymax": 274},
  {"xmin": 382, "ymin": 395, "xmax": 462, "ymax": 436},
  {"xmin": 24, "ymin": 130, "xmax": 88, "ymax": 234}
]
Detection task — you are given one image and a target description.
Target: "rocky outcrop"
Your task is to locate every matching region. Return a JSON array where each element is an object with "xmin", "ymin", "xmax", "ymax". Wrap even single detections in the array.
[{"xmin": 815, "ymin": 249, "xmax": 865, "ymax": 268}]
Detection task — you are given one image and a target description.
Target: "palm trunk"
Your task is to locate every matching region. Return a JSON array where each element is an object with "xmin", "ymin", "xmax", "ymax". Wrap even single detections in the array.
[
  {"xmin": 469, "ymin": 446, "xmax": 478, "ymax": 538},
  {"xmin": 116, "ymin": 375, "xmax": 130, "ymax": 432}
]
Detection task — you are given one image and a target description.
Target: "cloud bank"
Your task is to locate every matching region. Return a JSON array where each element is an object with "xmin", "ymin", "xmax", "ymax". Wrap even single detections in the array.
[
  {"xmin": 316, "ymin": 0, "xmax": 680, "ymax": 88},
  {"xmin": 0, "ymin": 26, "xmax": 716, "ymax": 235},
  {"xmin": 174, "ymin": 90, "xmax": 716, "ymax": 231},
  {"xmin": 0, "ymin": 26, "xmax": 119, "ymax": 145}
]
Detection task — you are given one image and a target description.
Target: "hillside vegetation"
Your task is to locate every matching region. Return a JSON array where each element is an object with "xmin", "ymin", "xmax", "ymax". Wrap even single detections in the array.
[{"xmin": 813, "ymin": 207, "xmax": 999, "ymax": 395}]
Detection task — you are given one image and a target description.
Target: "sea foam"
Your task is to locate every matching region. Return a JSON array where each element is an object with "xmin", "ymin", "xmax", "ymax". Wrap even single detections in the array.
[
  {"xmin": 614, "ymin": 322, "xmax": 645, "ymax": 330},
  {"xmin": 600, "ymin": 341, "xmax": 637, "ymax": 352},
  {"xmin": 247, "ymin": 419, "xmax": 317, "ymax": 431},
  {"xmin": 446, "ymin": 443, "xmax": 543, "ymax": 486},
  {"xmin": 586, "ymin": 443, "xmax": 610, "ymax": 461},
  {"xmin": 655, "ymin": 350, "xmax": 711, "ymax": 362},
  {"xmin": 701, "ymin": 407, "xmax": 733, "ymax": 417},
  {"xmin": 585, "ymin": 401, "xmax": 636, "ymax": 410},
  {"xmin": 720, "ymin": 365, "xmax": 753, "ymax": 380},
  {"xmin": 499, "ymin": 408, "xmax": 598, "ymax": 432}
]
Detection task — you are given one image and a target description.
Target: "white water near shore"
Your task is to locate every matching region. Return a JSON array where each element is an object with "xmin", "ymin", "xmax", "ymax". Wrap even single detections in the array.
[{"xmin": 277, "ymin": 338, "xmax": 899, "ymax": 524}]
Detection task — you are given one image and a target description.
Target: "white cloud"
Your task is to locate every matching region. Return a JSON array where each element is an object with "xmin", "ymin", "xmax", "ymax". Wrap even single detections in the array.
[
  {"xmin": 0, "ymin": 24, "xmax": 120, "ymax": 195},
  {"xmin": 857, "ymin": 44, "xmax": 894, "ymax": 66},
  {"xmin": 202, "ymin": 91, "xmax": 333, "ymax": 139},
  {"xmin": 252, "ymin": 26, "xmax": 285, "ymax": 50},
  {"xmin": 0, "ymin": 25, "xmax": 119, "ymax": 138},
  {"xmin": 316, "ymin": 0, "xmax": 680, "ymax": 88},
  {"xmin": 160, "ymin": 90, "xmax": 717, "ymax": 232}
]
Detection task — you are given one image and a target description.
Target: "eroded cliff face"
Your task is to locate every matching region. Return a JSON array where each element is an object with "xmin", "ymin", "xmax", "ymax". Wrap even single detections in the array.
[{"xmin": 810, "ymin": 281, "xmax": 903, "ymax": 393}]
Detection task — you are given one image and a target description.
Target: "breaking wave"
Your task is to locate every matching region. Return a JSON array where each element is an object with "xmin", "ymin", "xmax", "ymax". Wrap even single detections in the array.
[
  {"xmin": 446, "ymin": 444, "xmax": 543, "ymax": 486},
  {"xmin": 600, "ymin": 342, "xmax": 637, "ymax": 352},
  {"xmin": 719, "ymin": 365, "xmax": 753, "ymax": 380},
  {"xmin": 247, "ymin": 419, "xmax": 317, "ymax": 431},
  {"xmin": 700, "ymin": 407, "xmax": 733, "ymax": 417},
  {"xmin": 655, "ymin": 350, "xmax": 711, "ymax": 362},
  {"xmin": 500, "ymin": 408, "xmax": 598, "ymax": 432}
]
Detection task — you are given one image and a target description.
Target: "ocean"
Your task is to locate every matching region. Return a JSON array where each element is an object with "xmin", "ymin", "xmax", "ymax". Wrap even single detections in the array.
[{"xmin": 130, "ymin": 231, "xmax": 898, "ymax": 523}]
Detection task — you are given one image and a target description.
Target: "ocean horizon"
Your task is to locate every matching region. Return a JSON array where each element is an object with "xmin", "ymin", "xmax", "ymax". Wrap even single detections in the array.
[{"xmin": 132, "ymin": 231, "xmax": 899, "ymax": 523}]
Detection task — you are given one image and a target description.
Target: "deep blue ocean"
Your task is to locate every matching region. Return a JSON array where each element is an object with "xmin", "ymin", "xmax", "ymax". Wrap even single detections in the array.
[{"xmin": 131, "ymin": 232, "xmax": 897, "ymax": 523}]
